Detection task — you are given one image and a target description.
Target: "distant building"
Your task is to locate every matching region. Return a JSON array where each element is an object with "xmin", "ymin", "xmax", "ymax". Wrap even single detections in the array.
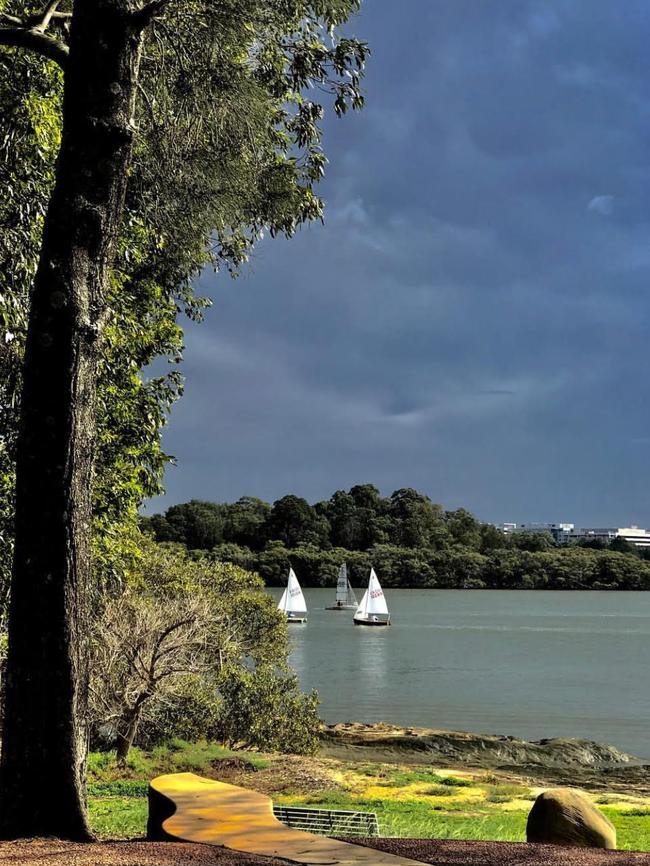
[
  {"xmin": 570, "ymin": 526, "xmax": 650, "ymax": 549},
  {"xmin": 496, "ymin": 522, "xmax": 574, "ymax": 544},
  {"xmin": 495, "ymin": 522, "xmax": 650, "ymax": 549}
]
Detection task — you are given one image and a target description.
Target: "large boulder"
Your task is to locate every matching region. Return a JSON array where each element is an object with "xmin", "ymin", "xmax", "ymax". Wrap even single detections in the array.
[{"xmin": 526, "ymin": 787, "xmax": 616, "ymax": 849}]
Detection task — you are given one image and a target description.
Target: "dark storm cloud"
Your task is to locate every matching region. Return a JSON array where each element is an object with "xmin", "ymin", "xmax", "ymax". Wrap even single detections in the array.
[{"xmin": 146, "ymin": 0, "xmax": 650, "ymax": 525}]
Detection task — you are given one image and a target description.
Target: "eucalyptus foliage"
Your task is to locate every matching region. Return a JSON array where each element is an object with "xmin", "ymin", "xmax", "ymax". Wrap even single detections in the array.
[{"xmin": 0, "ymin": 0, "xmax": 368, "ymax": 600}]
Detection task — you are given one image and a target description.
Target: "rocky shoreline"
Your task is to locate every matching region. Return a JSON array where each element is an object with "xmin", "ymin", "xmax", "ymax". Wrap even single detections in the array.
[{"xmin": 320, "ymin": 722, "xmax": 650, "ymax": 794}]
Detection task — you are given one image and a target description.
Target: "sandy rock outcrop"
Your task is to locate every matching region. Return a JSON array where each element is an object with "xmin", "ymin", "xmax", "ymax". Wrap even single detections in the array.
[{"xmin": 526, "ymin": 787, "xmax": 616, "ymax": 849}]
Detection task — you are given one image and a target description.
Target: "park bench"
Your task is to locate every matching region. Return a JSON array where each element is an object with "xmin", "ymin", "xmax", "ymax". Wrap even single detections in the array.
[{"xmin": 272, "ymin": 804, "xmax": 380, "ymax": 836}]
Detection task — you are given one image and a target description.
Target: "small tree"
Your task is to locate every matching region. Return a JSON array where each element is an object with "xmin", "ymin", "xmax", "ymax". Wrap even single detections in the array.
[
  {"xmin": 90, "ymin": 593, "xmax": 211, "ymax": 765},
  {"xmin": 90, "ymin": 536, "xmax": 319, "ymax": 762}
]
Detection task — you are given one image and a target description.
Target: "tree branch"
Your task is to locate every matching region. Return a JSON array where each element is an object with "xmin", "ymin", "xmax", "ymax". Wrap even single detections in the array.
[
  {"xmin": 132, "ymin": 0, "xmax": 174, "ymax": 30},
  {"xmin": 0, "ymin": 12, "xmax": 22, "ymax": 25},
  {"xmin": 24, "ymin": 10, "xmax": 71, "ymax": 26},
  {"xmin": 34, "ymin": 0, "xmax": 63, "ymax": 32},
  {"xmin": 0, "ymin": 25, "xmax": 68, "ymax": 67}
]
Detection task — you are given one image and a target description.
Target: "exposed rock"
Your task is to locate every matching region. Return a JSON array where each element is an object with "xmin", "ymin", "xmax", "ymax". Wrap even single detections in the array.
[
  {"xmin": 320, "ymin": 722, "xmax": 637, "ymax": 771},
  {"xmin": 526, "ymin": 787, "xmax": 616, "ymax": 849}
]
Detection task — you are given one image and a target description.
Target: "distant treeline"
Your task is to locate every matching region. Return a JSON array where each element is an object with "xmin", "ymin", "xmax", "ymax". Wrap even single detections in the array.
[{"xmin": 142, "ymin": 485, "xmax": 650, "ymax": 590}]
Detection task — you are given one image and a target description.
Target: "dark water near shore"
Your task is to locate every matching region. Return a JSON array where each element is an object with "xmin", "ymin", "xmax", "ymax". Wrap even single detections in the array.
[{"xmin": 269, "ymin": 588, "xmax": 650, "ymax": 760}]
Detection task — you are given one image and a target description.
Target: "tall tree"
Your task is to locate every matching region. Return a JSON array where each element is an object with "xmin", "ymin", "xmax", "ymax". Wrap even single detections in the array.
[
  {"xmin": 223, "ymin": 496, "xmax": 271, "ymax": 550},
  {"xmin": 388, "ymin": 487, "xmax": 445, "ymax": 548},
  {"xmin": 1, "ymin": 1, "xmax": 151, "ymax": 839},
  {"xmin": 264, "ymin": 494, "xmax": 330, "ymax": 548},
  {"xmin": 0, "ymin": 0, "xmax": 366, "ymax": 839},
  {"xmin": 164, "ymin": 500, "xmax": 226, "ymax": 550}
]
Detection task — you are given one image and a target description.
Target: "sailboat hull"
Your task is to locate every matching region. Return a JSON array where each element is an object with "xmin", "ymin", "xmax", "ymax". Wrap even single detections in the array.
[
  {"xmin": 353, "ymin": 615, "xmax": 391, "ymax": 627},
  {"xmin": 325, "ymin": 603, "xmax": 357, "ymax": 610},
  {"xmin": 286, "ymin": 613, "xmax": 307, "ymax": 623}
]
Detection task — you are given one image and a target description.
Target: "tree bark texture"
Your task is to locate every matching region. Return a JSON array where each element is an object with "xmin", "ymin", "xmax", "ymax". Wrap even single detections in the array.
[
  {"xmin": 115, "ymin": 707, "xmax": 142, "ymax": 767},
  {"xmin": 0, "ymin": 1, "xmax": 145, "ymax": 839}
]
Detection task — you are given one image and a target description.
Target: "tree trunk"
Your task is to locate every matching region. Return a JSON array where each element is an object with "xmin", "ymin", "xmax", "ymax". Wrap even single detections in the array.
[
  {"xmin": 0, "ymin": 1, "xmax": 145, "ymax": 840},
  {"xmin": 115, "ymin": 708, "xmax": 142, "ymax": 767}
]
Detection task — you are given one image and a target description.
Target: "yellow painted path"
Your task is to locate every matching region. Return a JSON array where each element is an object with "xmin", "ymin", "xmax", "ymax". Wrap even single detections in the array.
[{"xmin": 148, "ymin": 772, "xmax": 428, "ymax": 866}]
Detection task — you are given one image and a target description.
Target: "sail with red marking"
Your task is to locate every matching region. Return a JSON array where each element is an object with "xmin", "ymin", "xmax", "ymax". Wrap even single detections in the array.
[{"xmin": 354, "ymin": 568, "xmax": 390, "ymax": 626}]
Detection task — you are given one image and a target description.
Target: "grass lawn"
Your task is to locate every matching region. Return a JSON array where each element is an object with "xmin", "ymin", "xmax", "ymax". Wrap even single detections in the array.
[
  {"xmin": 87, "ymin": 739, "xmax": 268, "ymax": 838},
  {"xmin": 87, "ymin": 741, "xmax": 650, "ymax": 851}
]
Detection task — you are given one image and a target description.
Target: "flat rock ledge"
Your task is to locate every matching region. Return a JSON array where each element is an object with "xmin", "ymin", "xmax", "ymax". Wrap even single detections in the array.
[{"xmin": 321, "ymin": 722, "xmax": 637, "ymax": 769}]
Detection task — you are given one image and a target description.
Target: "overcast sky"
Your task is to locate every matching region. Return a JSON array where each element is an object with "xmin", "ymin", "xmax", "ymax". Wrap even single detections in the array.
[{"xmin": 145, "ymin": 0, "xmax": 650, "ymax": 526}]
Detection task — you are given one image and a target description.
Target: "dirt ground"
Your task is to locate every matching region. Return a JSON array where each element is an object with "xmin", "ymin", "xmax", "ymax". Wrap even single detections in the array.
[
  {"xmin": 209, "ymin": 754, "xmax": 341, "ymax": 797},
  {"xmin": 3, "ymin": 838, "xmax": 650, "ymax": 866},
  {"xmin": 358, "ymin": 837, "xmax": 650, "ymax": 865},
  {"xmin": 0, "ymin": 840, "xmax": 289, "ymax": 865}
]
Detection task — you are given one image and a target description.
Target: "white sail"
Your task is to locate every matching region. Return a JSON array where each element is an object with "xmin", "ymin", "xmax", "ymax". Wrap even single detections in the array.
[
  {"xmin": 365, "ymin": 568, "xmax": 388, "ymax": 615},
  {"xmin": 355, "ymin": 568, "xmax": 388, "ymax": 621},
  {"xmin": 278, "ymin": 567, "xmax": 307, "ymax": 615},
  {"xmin": 355, "ymin": 589, "xmax": 369, "ymax": 619},
  {"xmin": 336, "ymin": 564, "xmax": 349, "ymax": 602}
]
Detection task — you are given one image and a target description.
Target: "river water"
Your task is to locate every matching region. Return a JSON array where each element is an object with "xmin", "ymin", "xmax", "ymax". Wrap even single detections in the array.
[{"xmin": 269, "ymin": 588, "xmax": 650, "ymax": 760}]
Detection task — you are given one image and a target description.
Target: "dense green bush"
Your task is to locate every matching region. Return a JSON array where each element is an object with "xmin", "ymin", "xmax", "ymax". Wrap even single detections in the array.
[
  {"xmin": 218, "ymin": 666, "xmax": 320, "ymax": 755},
  {"xmin": 90, "ymin": 536, "xmax": 320, "ymax": 759},
  {"xmin": 135, "ymin": 676, "xmax": 222, "ymax": 750}
]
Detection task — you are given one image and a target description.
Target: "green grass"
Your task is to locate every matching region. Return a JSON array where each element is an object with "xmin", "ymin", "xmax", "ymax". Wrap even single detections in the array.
[
  {"xmin": 441, "ymin": 776, "xmax": 474, "ymax": 787},
  {"xmin": 84, "ymin": 742, "xmax": 650, "ymax": 851},
  {"xmin": 88, "ymin": 797, "xmax": 148, "ymax": 839},
  {"xmin": 421, "ymin": 785, "xmax": 457, "ymax": 797},
  {"xmin": 602, "ymin": 809, "xmax": 650, "ymax": 852},
  {"xmin": 372, "ymin": 768, "xmax": 473, "ymax": 788},
  {"xmin": 278, "ymin": 789, "xmax": 527, "ymax": 840},
  {"xmin": 483, "ymin": 784, "xmax": 533, "ymax": 804},
  {"xmin": 278, "ymin": 789, "xmax": 650, "ymax": 851},
  {"xmin": 87, "ymin": 739, "xmax": 268, "ymax": 839},
  {"xmin": 88, "ymin": 780, "xmax": 149, "ymax": 798},
  {"xmin": 384, "ymin": 809, "xmax": 528, "ymax": 841},
  {"xmin": 88, "ymin": 740, "xmax": 269, "ymax": 786}
]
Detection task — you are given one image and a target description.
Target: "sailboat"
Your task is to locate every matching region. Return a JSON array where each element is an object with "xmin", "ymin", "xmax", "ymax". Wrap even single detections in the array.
[
  {"xmin": 325, "ymin": 563, "xmax": 358, "ymax": 610},
  {"xmin": 353, "ymin": 568, "xmax": 391, "ymax": 626},
  {"xmin": 277, "ymin": 567, "xmax": 308, "ymax": 623}
]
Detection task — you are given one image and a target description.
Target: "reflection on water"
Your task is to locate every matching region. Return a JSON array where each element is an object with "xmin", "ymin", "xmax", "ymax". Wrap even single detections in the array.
[
  {"xmin": 355, "ymin": 626, "xmax": 390, "ymax": 689},
  {"xmin": 269, "ymin": 588, "xmax": 650, "ymax": 759}
]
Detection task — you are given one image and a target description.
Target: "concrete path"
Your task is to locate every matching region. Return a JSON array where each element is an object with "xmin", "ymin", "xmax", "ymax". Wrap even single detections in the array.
[{"xmin": 148, "ymin": 772, "xmax": 429, "ymax": 866}]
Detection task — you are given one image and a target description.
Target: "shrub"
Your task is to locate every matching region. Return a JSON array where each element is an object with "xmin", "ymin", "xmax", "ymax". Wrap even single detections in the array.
[
  {"xmin": 423, "ymin": 785, "xmax": 457, "ymax": 797},
  {"xmin": 218, "ymin": 665, "xmax": 320, "ymax": 755},
  {"xmin": 135, "ymin": 676, "xmax": 222, "ymax": 749}
]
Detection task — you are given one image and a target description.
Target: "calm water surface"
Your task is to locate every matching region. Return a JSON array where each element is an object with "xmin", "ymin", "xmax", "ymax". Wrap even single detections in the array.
[{"xmin": 269, "ymin": 589, "xmax": 650, "ymax": 759}]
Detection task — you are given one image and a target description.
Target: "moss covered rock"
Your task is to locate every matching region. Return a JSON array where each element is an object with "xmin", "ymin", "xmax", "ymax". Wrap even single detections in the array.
[{"xmin": 526, "ymin": 787, "xmax": 616, "ymax": 849}]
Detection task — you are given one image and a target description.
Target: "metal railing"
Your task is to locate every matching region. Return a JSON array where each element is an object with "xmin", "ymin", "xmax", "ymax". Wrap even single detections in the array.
[{"xmin": 273, "ymin": 805, "xmax": 379, "ymax": 837}]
